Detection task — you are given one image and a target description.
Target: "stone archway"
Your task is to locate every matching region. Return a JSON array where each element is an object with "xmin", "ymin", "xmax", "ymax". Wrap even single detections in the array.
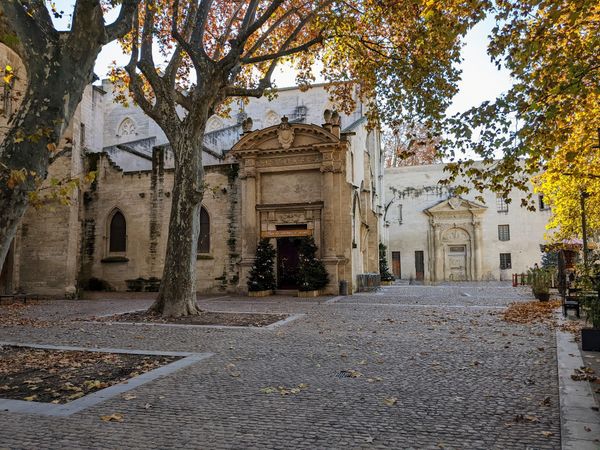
[
  {"xmin": 442, "ymin": 228, "xmax": 470, "ymax": 281},
  {"xmin": 424, "ymin": 196, "xmax": 487, "ymax": 282}
]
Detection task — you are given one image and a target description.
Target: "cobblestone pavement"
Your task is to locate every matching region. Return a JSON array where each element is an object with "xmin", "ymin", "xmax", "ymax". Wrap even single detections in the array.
[{"xmin": 0, "ymin": 283, "xmax": 561, "ymax": 449}]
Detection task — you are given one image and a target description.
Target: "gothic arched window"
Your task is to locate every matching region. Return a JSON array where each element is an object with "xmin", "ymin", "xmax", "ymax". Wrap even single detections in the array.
[
  {"xmin": 198, "ymin": 207, "xmax": 210, "ymax": 253},
  {"xmin": 109, "ymin": 210, "xmax": 127, "ymax": 253},
  {"xmin": 117, "ymin": 117, "xmax": 136, "ymax": 137}
]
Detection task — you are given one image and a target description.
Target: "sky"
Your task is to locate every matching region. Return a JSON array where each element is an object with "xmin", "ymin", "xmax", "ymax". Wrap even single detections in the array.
[{"xmin": 52, "ymin": 2, "xmax": 513, "ymax": 119}]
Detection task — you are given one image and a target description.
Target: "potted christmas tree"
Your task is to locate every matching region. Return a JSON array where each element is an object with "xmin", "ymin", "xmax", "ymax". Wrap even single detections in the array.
[
  {"xmin": 296, "ymin": 237, "xmax": 329, "ymax": 297},
  {"xmin": 247, "ymin": 239, "xmax": 276, "ymax": 297},
  {"xmin": 379, "ymin": 243, "xmax": 395, "ymax": 286}
]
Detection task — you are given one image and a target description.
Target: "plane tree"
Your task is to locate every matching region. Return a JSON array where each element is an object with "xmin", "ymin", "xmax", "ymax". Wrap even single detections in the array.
[{"xmin": 0, "ymin": 0, "xmax": 138, "ymax": 271}]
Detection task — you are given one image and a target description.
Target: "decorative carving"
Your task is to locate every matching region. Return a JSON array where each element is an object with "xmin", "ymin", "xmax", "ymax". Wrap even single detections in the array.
[
  {"xmin": 442, "ymin": 227, "xmax": 470, "ymax": 242},
  {"xmin": 241, "ymin": 117, "xmax": 253, "ymax": 133},
  {"xmin": 448, "ymin": 196, "xmax": 462, "ymax": 210},
  {"xmin": 256, "ymin": 154, "xmax": 320, "ymax": 168},
  {"xmin": 277, "ymin": 212, "xmax": 306, "ymax": 223},
  {"xmin": 277, "ymin": 116, "xmax": 295, "ymax": 149}
]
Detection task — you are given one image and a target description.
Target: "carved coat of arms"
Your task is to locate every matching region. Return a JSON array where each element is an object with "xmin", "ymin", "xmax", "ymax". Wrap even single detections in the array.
[
  {"xmin": 277, "ymin": 116, "xmax": 295, "ymax": 149},
  {"xmin": 448, "ymin": 196, "xmax": 462, "ymax": 210}
]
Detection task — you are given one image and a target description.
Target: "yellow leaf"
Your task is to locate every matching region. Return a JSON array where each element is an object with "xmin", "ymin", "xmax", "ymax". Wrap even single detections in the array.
[
  {"xmin": 100, "ymin": 413, "xmax": 124, "ymax": 422},
  {"xmin": 383, "ymin": 397, "xmax": 398, "ymax": 406}
]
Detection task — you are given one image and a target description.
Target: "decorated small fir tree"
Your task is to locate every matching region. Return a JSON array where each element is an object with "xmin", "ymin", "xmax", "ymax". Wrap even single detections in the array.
[
  {"xmin": 296, "ymin": 237, "xmax": 329, "ymax": 292},
  {"xmin": 247, "ymin": 239, "xmax": 276, "ymax": 292},
  {"xmin": 379, "ymin": 243, "xmax": 394, "ymax": 281}
]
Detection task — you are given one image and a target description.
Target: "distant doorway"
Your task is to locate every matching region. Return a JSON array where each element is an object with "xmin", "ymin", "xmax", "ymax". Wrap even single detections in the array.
[
  {"xmin": 415, "ymin": 251, "xmax": 424, "ymax": 281},
  {"xmin": 277, "ymin": 237, "xmax": 301, "ymax": 289},
  {"xmin": 447, "ymin": 245, "xmax": 467, "ymax": 281},
  {"xmin": 392, "ymin": 251, "xmax": 401, "ymax": 279},
  {"xmin": 0, "ymin": 242, "xmax": 14, "ymax": 294}
]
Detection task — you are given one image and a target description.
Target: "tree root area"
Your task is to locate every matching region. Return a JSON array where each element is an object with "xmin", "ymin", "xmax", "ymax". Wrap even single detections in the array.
[
  {"xmin": 103, "ymin": 310, "xmax": 288, "ymax": 327},
  {"xmin": 0, "ymin": 346, "xmax": 179, "ymax": 404}
]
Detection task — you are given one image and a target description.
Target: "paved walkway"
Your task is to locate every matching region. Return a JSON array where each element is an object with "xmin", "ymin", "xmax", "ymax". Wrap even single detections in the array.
[{"xmin": 0, "ymin": 284, "xmax": 564, "ymax": 449}]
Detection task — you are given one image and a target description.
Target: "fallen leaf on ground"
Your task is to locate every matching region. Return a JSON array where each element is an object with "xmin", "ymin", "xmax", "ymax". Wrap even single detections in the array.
[
  {"xmin": 100, "ymin": 413, "xmax": 124, "ymax": 422},
  {"xmin": 383, "ymin": 397, "xmax": 397, "ymax": 406}
]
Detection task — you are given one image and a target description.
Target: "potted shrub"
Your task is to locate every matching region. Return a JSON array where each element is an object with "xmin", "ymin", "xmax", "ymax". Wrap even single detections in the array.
[
  {"xmin": 247, "ymin": 239, "xmax": 276, "ymax": 297},
  {"xmin": 530, "ymin": 268, "xmax": 551, "ymax": 301},
  {"xmin": 296, "ymin": 237, "xmax": 329, "ymax": 297},
  {"xmin": 379, "ymin": 243, "xmax": 395, "ymax": 286}
]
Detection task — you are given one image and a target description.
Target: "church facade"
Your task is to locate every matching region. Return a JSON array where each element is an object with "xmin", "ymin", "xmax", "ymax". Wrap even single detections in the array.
[{"xmin": 0, "ymin": 52, "xmax": 384, "ymax": 296}]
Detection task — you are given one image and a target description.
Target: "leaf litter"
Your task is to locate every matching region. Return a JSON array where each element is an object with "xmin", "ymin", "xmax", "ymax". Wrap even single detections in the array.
[{"xmin": 0, "ymin": 345, "xmax": 179, "ymax": 404}]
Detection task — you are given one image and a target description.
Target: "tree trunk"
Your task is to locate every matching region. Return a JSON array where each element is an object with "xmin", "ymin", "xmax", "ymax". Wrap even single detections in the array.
[
  {"xmin": 0, "ymin": 28, "xmax": 105, "ymax": 273},
  {"xmin": 149, "ymin": 133, "xmax": 205, "ymax": 317},
  {"xmin": 0, "ymin": 74, "xmax": 81, "ymax": 271}
]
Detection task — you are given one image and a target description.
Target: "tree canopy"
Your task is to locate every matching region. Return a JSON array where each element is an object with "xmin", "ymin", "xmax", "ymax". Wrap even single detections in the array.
[{"xmin": 443, "ymin": 0, "xmax": 599, "ymax": 241}]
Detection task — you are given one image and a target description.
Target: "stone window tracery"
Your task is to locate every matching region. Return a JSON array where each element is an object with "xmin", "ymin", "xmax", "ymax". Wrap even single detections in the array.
[
  {"xmin": 117, "ymin": 117, "xmax": 136, "ymax": 137},
  {"xmin": 206, "ymin": 116, "xmax": 224, "ymax": 133}
]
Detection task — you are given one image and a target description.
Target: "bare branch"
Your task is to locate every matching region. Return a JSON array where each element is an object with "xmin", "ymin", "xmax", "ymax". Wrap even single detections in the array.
[
  {"xmin": 243, "ymin": 7, "xmax": 300, "ymax": 58},
  {"xmin": 237, "ymin": 0, "xmax": 285, "ymax": 44},
  {"xmin": 171, "ymin": 0, "xmax": 203, "ymax": 70},
  {"xmin": 105, "ymin": 0, "xmax": 139, "ymax": 42},
  {"xmin": 241, "ymin": 35, "xmax": 323, "ymax": 65},
  {"xmin": 240, "ymin": 0, "xmax": 259, "ymax": 32},
  {"xmin": 191, "ymin": 0, "xmax": 215, "ymax": 55},
  {"xmin": 70, "ymin": 0, "xmax": 105, "ymax": 49},
  {"xmin": 125, "ymin": 12, "xmax": 156, "ymax": 118},
  {"xmin": 212, "ymin": 2, "xmax": 245, "ymax": 61}
]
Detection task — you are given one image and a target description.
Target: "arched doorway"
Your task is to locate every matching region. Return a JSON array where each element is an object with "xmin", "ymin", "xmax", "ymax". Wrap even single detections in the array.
[
  {"xmin": 442, "ymin": 228, "xmax": 470, "ymax": 281},
  {"xmin": 0, "ymin": 241, "xmax": 14, "ymax": 294}
]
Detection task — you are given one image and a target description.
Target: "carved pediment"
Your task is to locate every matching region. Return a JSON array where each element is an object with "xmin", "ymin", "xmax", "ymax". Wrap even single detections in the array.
[
  {"xmin": 424, "ymin": 196, "xmax": 487, "ymax": 216},
  {"xmin": 230, "ymin": 120, "xmax": 340, "ymax": 155}
]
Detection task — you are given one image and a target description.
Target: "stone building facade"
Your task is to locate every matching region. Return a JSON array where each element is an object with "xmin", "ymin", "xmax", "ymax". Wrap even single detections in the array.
[
  {"xmin": 0, "ymin": 47, "xmax": 383, "ymax": 296},
  {"xmin": 383, "ymin": 164, "xmax": 552, "ymax": 282}
]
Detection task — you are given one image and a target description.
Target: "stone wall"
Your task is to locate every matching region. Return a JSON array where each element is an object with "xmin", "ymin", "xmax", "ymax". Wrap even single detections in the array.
[
  {"xmin": 384, "ymin": 163, "xmax": 552, "ymax": 282},
  {"xmin": 81, "ymin": 148, "xmax": 240, "ymax": 293}
]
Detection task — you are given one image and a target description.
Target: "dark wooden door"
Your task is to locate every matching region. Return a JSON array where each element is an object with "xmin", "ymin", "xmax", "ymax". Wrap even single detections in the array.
[
  {"xmin": 415, "ymin": 251, "xmax": 424, "ymax": 281},
  {"xmin": 392, "ymin": 252, "xmax": 401, "ymax": 279},
  {"xmin": 0, "ymin": 243, "xmax": 13, "ymax": 294},
  {"xmin": 277, "ymin": 237, "xmax": 301, "ymax": 289}
]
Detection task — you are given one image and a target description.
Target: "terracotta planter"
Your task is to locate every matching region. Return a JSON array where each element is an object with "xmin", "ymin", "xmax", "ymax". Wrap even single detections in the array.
[
  {"xmin": 381, "ymin": 280, "xmax": 393, "ymax": 286},
  {"xmin": 582, "ymin": 328, "xmax": 600, "ymax": 352},
  {"xmin": 248, "ymin": 290, "xmax": 272, "ymax": 297},
  {"xmin": 297, "ymin": 289, "xmax": 320, "ymax": 298}
]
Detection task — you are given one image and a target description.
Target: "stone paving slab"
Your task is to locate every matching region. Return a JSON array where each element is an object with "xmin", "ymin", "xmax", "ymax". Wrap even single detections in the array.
[{"xmin": 0, "ymin": 284, "xmax": 562, "ymax": 449}]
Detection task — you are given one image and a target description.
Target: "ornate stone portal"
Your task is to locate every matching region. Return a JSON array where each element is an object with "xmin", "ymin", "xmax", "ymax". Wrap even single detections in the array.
[
  {"xmin": 424, "ymin": 196, "xmax": 487, "ymax": 281},
  {"xmin": 230, "ymin": 115, "xmax": 365, "ymax": 294}
]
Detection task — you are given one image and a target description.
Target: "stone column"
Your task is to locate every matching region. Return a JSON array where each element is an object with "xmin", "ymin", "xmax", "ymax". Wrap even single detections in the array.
[
  {"xmin": 433, "ymin": 223, "xmax": 444, "ymax": 281},
  {"xmin": 473, "ymin": 219, "xmax": 483, "ymax": 280},
  {"xmin": 239, "ymin": 157, "xmax": 257, "ymax": 292}
]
